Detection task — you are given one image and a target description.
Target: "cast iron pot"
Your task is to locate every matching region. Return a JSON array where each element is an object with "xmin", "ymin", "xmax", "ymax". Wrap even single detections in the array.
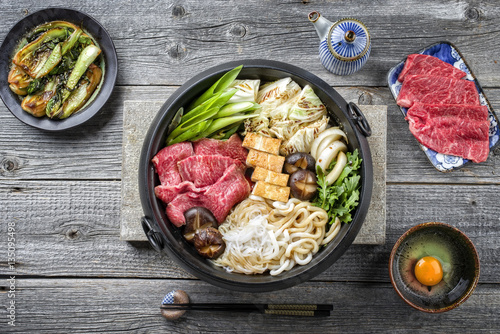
[{"xmin": 139, "ymin": 60, "xmax": 373, "ymax": 292}]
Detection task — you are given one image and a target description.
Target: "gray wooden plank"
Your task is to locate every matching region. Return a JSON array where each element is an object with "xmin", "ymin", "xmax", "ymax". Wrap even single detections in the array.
[
  {"xmin": 1, "ymin": 180, "xmax": 498, "ymax": 282},
  {"xmin": 0, "ymin": 278, "xmax": 497, "ymax": 333},
  {"xmin": 0, "ymin": 1, "xmax": 499, "ymax": 87},
  {"xmin": 2, "ymin": 86, "xmax": 500, "ymax": 183},
  {"xmin": 0, "ymin": 88, "xmax": 127, "ymax": 180}
]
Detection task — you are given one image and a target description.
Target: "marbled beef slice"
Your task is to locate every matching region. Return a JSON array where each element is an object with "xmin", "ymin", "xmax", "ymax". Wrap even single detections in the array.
[
  {"xmin": 193, "ymin": 134, "xmax": 248, "ymax": 164},
  {"xmin": 397, "ymin": 75, "xmax": 480, "ymax": 108},
  {"xmin": 398, "ymin": 54, "xmax": 466, "ymax": 82},
  {"xmin": 406, "ymin": 103, "xmax": 490, "ymax": 163},
  {"xmin": 152, "ymin": 142, "xmax": 194, "ymax": 186}
]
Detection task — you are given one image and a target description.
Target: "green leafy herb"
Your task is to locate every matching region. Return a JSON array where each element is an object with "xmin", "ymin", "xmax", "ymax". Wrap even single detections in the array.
[
  {"xmin": 26, "ymin": 78, "xmax": 45, "ymax": 94},
  {"xmin": 313, "ymin": 149, "xmax": 362, "ymax": 224}
]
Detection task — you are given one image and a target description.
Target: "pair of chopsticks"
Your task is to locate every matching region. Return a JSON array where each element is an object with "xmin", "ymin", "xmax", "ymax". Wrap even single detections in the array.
[{"xmin": 160, "ymin": 303, "xmax": 333, "ymax": 317}]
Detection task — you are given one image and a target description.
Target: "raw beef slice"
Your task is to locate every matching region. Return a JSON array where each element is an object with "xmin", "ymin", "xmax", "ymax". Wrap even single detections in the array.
[
  {"xmin": 398, "ymin": 54, "xmax": 466, "ymax": 82},
  {"xmin": 397, "ymin": 75, "xmax": 480, "ymax": 108},
  {"xmin": 406, "ymin": 103, "xmax": 490, "ymax": 163},
  {"xmin": 152, "ymin": 142, "xmax": 194, "ymax": 185},
  {"xmin": 193, "ymin": 134, "xmax": 248, "ymax": 164},
  {"xmin": 166, "ymin": 164, "xmax": 251, "ymax": 226},
  {"xmin": 155, "ymin": 181, "xmax": 208, "ymax": 204},
  {"xmin": 178, "ymin": 155, "xmax": 246, "ymax": 187}
]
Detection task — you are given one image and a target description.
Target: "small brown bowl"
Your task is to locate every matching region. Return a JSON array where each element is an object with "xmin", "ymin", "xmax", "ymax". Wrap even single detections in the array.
[{"xmin": 389, "ymin": 222, "xmax": 480, "ymax": 313}]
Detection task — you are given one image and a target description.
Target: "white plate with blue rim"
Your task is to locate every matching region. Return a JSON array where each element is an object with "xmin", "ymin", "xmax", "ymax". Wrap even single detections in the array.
[{"xmin": 387, "ymin": 41, "xmax": 500, "ymax": 172}]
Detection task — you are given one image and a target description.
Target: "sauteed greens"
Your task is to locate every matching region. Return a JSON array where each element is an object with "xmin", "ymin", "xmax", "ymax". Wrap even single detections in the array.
[{"xmin": 8, "ymin": 20, "xmax": 103, "ymax": 119}]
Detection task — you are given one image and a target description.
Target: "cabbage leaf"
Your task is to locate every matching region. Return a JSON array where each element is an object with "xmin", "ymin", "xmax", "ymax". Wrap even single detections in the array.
[{"xmin": 227, "ymin": 79, "xmax": 260, "ymax": 103}]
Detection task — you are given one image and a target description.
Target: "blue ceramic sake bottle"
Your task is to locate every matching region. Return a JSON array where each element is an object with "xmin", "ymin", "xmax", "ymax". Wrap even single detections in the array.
[{"xmin": 308, "ymin": 11, "xmax": 371, "ymax": 76}]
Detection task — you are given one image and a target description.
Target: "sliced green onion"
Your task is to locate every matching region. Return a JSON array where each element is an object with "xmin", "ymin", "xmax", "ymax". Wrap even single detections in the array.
[
  {"xmin": 187, "ymin": 65, "xmax": 243, "ymax": 110},
  {"xmin": 215, "ymin": 101, "xmax": 260, "ymax": 118},
  {"xmin": 192, "ymin": 114, "xmax": 257, "ymax": 140},
  {"xmin": 167, "ymin": 107, "xmax": 219, "ymax": 145},
  {"xmin": 168, "ymin": 119, "xmax": 213, "ymax": 145}
]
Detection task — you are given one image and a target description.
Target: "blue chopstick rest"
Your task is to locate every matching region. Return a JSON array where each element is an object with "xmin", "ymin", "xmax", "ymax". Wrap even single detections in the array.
[
  {"xmin": 160, "ymin": 289, "xmax": 190, "ymax": 320},
  {"xmin": 162, "ymin": 290, "xmax": 176, "ymax": 305}
]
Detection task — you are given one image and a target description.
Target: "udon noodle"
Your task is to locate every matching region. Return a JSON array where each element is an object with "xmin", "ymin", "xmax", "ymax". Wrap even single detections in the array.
[{"xmin": 211, "ymin": 195, "xmax": 341, "ymax": 275}]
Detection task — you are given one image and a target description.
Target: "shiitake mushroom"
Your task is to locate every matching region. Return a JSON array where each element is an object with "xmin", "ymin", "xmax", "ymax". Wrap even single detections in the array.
[
  {"xmin": 289, "ymin": 169, "xmax": 318, "ymax": 201},
  {"xmin": 193, "ymin": 227, "xmax": 226, "ymax": 259},
  {"xmin": 183, "ymin": 207, "xmax": 218, "ymax": 243},
  {"xmin": 284, "ymin": 152, "xmax": 316, "ymax": 174}
]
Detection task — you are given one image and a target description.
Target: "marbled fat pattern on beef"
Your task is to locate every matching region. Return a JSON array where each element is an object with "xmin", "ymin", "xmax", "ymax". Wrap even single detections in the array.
[
  {"xmin": 397, "ymin": 75, "xmax": 480, "ymax": 108},
  {"xmin": 155, "ymin": 181, "xmax": 208, "ymax": 204},
  {"xmin": 406, "ymin": 103, "xmax": 490, "ymax": 163},
  {"xmin": 152, "ymin": 142, "xmax": 194, "ymax": 185},
  {"xmin": 398, "ymin": 54, "xmax": 466, "ymax": 82},
  {"xmin": 178, "ymin": 155, "xmax": 246, "ymax": 187},
  {"xmin": 406, "ymin": 102, "xmax": 488, "ymax": 121},
  {"xmin": 193, "ymin": 134, "xmax": 248, "ymax": 164},
  {"xmin": 153, "ymin": 135, "xmax": 251, "ymax": 226},
  {"xmin": 166, "ymin": 164, "xmax": 251, "ymax": 226}
]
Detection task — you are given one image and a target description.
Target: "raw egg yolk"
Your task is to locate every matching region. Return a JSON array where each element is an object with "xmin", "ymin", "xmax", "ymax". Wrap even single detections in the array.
[{"xmin": 414, "ymin": 256, "xmax": 443, "ymax": 286}]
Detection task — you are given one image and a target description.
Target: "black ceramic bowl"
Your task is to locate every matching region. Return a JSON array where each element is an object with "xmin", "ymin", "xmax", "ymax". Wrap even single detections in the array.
[
  {"xmin": 389, "ymin": 222, "xmax": 480, "ymax": 313},
  {"xmin": 0, "ymin": 7, "xmax": 118, "ymax": 131},
  {"xmin": 139, "ymin": 60, "xmax": 373, "ymax": 292}
]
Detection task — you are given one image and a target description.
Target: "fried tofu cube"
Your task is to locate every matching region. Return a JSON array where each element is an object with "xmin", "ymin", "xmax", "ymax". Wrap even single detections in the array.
[
  {"xmin": 251, "ymin": 167, "xmax": 289, "ymax": 187},
  {"xmin": 242, "ymin": 132, "xmax": 281, "ymax": 155},
  {"xmin": 252, "ymin": 181, "xmax": 290, "ymax": 202},
  {"xmin": 246, "ymin": 149, "xmax": 285, "ymax": 173}
]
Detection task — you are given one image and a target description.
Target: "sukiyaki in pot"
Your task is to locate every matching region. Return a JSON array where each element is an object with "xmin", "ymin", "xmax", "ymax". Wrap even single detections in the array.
[{"xmin": 139, "ymin": 60, "xmax": 373, "ymax": 292}]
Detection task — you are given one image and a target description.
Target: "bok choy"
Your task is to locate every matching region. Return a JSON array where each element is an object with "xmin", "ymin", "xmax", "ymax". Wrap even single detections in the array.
[{"xmin": 9, "ymin": 20, "xmax": 104, "ymax": 119}]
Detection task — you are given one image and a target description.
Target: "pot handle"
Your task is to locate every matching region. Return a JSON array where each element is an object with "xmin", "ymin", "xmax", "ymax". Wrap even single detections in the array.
[
  {"xmin": 348, "ymin": 102, "xmax": 372, "ymax": 137},
  {"xmin": 141, "ymin": 216, "xmax": 165, "ymax": 252}
]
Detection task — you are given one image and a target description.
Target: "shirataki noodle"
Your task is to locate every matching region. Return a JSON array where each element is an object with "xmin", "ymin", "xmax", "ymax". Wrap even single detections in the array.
[{"xmin": 211, "ymin": 195, "xmax": 340, "ymax": 275}]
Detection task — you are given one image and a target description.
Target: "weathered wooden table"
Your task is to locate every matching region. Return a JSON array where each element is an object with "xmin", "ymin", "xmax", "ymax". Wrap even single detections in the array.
[{"xmin": 1, "ymin": 1, "xmax": 499, "ymax": 333}]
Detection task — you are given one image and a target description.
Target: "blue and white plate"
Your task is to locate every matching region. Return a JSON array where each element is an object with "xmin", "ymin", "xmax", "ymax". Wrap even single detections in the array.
[{"xmin": 387, "ymin": 41, "xmax": 500, "ymax": 172}]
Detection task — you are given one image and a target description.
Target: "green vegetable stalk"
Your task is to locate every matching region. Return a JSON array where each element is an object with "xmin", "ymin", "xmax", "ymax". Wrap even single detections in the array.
[
  {"xmin": 61, "ymin": 28, "xmax": 83, "ymax": 55},
  {"xmin": 210, "ymin": 122, "xmax": 243, "ymax": 140},
  {"xmin": 192, "ymin": 113, "xmax": 258, "ymax": 140},
  {"xmin": 167, "ymin": 88, "xmax": 239, "ymax": 145},
  {"xmin": 35, "ymin": 42, "xmax": 63, "ymax": 78},
  {"xmin": 13, "ymin": 27, "xmax": 68, "ymax": 78},
  {"xmin": 168, "ymin": 119, "xmax": 213, "ymax": 145},
  {"xmin": 215, "ymin": 102, "xmax": 260, "ymax": 118},
  {"xmin": 221, "ymin": 123, "xmax": 242, "ymax": 139},
  {"xmin": 21, "ymin": 77, "xmax": 58, "ymax": 117},
  {"xmin": 26, "ymin": 20, "xmax": 80, "ymax": 41},
  {"xmin": 66, "ymin": 45, "xmax": 101, "ymax": 90},
  {"xmin": 164, "ymin": 65, "xmax": 261, "ymax": 146},
  {"xmin": 313, "ymin": 149, "xmax": 362, "ymax": 225},
  {"xmin": 166, "ymin": 106, "xmax": 219, "ymax": 144},
  {"xmin": 180, "ymin": 89, "xmax": 237, "ymax": 125},
  {"xmin": 187, "ymin": 65, "xmax": 243, "ymax": 111},
  {"xmin": 47, "ymin": 63, "xmax": 102, "ymax": 119}
]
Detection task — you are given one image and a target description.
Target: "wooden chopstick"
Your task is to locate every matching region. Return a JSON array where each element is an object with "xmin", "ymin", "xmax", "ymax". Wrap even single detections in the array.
[
  {"xmin": 160, "ymin": 305, "xmax": 330, "ymax": 317},
  {"xmin": 160, "ymin": 303, "xmax": 332, "ymax": 317},
  {"xmin": 161, "ymin": 303, "xmax": 333, "ymax": 311}
]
